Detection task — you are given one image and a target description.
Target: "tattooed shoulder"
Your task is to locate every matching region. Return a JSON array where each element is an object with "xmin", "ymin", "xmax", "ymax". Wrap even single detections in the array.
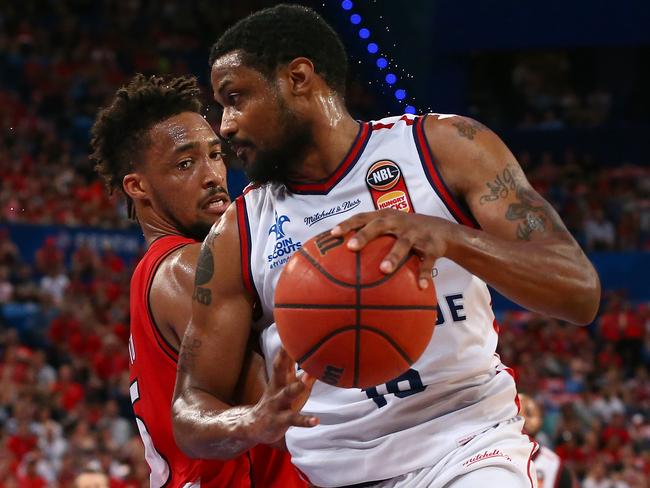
[
  {"xmin": 451, "ymin": 117, "xmax": 488, "ymax": 141},
  {"xmin": 193, "ymin": 243, "xmax": 213, "ymax": 306}
]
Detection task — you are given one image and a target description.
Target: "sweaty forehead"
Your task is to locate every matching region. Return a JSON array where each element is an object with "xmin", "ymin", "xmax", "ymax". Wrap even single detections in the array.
[
  {"xmin": 150, "ymin": 112, "xmax": 216, "ymax": 149},
  {"xmin": 210, "ymin": 50, "xmax": 270, "ymax": 93},
  {"xmin": 212, "ymin": 50, "xmax": 246, "ymax": 72}
]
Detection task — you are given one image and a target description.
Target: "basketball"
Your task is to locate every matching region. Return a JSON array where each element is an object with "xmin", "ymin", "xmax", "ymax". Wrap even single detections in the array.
[{"xmin": 274, "ymin": 230, "xmax": 437, "ymax": 389}]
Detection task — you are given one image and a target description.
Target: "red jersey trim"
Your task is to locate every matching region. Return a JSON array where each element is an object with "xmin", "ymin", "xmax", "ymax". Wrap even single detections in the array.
[
  {"xmin": 527, "ymin": 440, "xmax": 539, "ymax": 488},
  {"xmin": 286, "ymin": 122, "xmax": 371, "ymax": 195},
  {"xmin": 413, "ymin": 115, "xmax": 480, "ymax": 229},
  {"xmin": 235, "ymin": 197, "xmax": 255, "ymax": 298},
  {"xmin": 372, "ymin": 114, "xmax": 415, "ymax": 131},
  {"xmin": 144, "ymin": 238, "xmax": 194, "ymax": 364}
]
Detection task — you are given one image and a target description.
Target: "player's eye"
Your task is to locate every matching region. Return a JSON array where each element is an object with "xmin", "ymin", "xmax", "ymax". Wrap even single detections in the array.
[
  {"xmin": 210, "ymin": 150, "xmax": 224, "ymax": 161},
  {"xmin": 177, "ymin": 159, "xmax": 193, "ymax": 170},
  {"xmin": 228, "ymin": 93, "xmax": 241, "ymax": 105}
]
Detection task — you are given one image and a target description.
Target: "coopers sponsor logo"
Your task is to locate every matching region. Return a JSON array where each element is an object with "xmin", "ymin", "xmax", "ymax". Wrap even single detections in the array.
[
  {"xmin": 462, "ymin": 449, "xmax": 512, "ymax": 467},
  {"xmin": 366, "ymin": 160, "xmax": 401, "ymax": 191},
  {"xmin": 377, "ymin": 191, "xmax": 410, "ymax": 212}
]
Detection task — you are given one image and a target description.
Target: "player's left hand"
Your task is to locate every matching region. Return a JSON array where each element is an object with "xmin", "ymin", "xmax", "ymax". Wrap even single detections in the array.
[{"xmin": 331, "ymin": 209, "xmax": 455, "ymax": 289}]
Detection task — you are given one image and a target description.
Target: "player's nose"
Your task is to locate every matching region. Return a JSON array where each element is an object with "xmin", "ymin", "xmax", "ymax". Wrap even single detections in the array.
[
  {"xmin": 220, "ymin": 108, "xmax": 237, "ymax": 139},
  {"xmin": 202, "ymin": 160, "xmax": 225, "ymax": 189}
]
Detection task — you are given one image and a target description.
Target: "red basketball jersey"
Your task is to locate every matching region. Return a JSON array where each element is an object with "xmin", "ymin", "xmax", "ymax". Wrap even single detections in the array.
[{"xmin": 129, "ymin": 235, "xmax": 305, "ymax": 488}]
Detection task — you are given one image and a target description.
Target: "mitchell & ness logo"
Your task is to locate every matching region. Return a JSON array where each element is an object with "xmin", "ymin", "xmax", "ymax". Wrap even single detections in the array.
[
  {"xmin": 267, "ymin": 211, "xmax": 302, "ymax": 269},
  {"xmin": 462, "ymin": 449, "xmax": 512, "ymax": 467},
  {"xmin": 303, "ymin": 198, "xmax": 362, "ymax": 227}
]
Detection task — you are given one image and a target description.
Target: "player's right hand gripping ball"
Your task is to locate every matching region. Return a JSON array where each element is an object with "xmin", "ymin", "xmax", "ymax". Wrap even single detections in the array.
[{"xmin": 274, "ymin": 230, "xmax": 437, "ymax": 389}]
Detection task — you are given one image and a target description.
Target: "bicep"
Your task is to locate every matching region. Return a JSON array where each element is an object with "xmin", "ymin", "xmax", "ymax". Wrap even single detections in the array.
[
  {"xmin": 427, "ymin": 115, "xmax": 573, "ymax": 243},
  {"xmin": 174, "ymin": 205, "xmax": 254, "ymax": 404}
]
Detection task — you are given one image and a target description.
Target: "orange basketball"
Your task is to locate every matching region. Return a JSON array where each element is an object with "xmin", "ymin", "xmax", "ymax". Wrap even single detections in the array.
[{"xmin": 274, "ymin": 230, "xmax": 437, "ymax": 389}]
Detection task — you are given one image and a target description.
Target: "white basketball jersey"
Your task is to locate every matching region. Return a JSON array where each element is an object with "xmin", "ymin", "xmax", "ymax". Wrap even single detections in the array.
[
  {"xmin": 533, "ymin": 446, "xmax": 563, "ymax": 488},
  {"xmin": 236, "ymin": 114, "xmax": 520, "ymax": 487}
]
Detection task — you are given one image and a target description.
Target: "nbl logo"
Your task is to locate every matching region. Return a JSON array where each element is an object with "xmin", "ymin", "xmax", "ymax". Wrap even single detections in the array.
[{"xmin": 366, "ymin": 160, "xmax": 401, "ymax": 191}]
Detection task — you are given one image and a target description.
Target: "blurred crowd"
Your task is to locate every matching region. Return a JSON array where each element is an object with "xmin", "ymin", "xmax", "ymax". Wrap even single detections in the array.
[
  {"xmin": 499, "ymin": 297, "xmax": 650, "ymax": 487},
  {"xmin": 0, "ymin": 228, "xmax": 146, "ymax": 487},
  {"xmin": 521, "ymin": 150, "xmax": 650, "ymax": 252},
  {"xmin": 469, "ymin": 50, "xmax": 649, "ymax": 130}
]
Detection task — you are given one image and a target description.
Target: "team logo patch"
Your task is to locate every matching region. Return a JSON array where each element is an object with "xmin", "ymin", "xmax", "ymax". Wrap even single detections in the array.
[
  {"xmin": 267, "ymin": 211, "xmax": 302, "ymax": 270},
  {"xmin": 366, "ymin": 160, "xmax": 401, "ymax": 191},
  {"xmin": 365, "ymin": 160, "xmax": 414, "ymax": 213}
]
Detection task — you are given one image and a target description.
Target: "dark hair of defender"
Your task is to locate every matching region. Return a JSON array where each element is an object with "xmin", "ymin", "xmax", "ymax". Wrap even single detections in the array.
[{"xmin": 90, "ymin": 74, "xmax": 202, "ymax": 219}]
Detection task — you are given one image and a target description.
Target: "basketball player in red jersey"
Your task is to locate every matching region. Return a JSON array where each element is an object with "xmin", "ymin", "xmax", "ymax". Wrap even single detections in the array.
[
  {"xmin": 172, "ymin": 5, "xmax": 600, "ymax": 487},
  {"xmin": 90, "ymin": 74, "xmax": 312, "ymax": 487}
]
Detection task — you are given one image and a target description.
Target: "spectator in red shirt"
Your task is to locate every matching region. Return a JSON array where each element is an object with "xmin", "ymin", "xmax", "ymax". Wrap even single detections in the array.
[
  {"xmin": 34, "ymin": 236, "xmax": 63, "ymax": 276},
  {"xmin": 17, "ymin": 455, "xmax": 47, "ymax": 488},
  {"xmin": 602, "ymin": 412, "xmax": 632, "ymax": 446},
  {"xmin": 51, "ymin": 364, "xmax": 84, "ymax": 411},
  {"xmin": 7, "ymin": 421, "xmax": 37, "ymax": 464}
]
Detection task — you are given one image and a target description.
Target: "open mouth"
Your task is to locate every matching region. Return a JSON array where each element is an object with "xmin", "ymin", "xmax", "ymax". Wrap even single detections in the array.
[{"xmin": 201, "ymin": 193, "xmax": 230, "ymax": 214}]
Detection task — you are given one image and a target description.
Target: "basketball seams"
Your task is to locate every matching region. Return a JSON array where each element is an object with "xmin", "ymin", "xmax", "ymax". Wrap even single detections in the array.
[
  {"xmin": 278, "ymin": 235, "xmax": 435, "ymax": 389},
  {"xmin": 295, "ymin": 325, "xmax": 414, "ymax": 368},
  {"xmin": 298, "ymin": 245, "xmax": 413, "ymax": 289}
]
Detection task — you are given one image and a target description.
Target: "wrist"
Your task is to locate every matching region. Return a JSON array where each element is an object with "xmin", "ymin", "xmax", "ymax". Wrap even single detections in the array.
[{"xmin": 441, "ymin": 219, "xmax": 470, "ymax": 261}]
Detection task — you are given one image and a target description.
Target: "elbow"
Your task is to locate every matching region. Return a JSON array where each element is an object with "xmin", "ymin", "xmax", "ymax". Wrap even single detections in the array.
[
  {"xmin": 567, "ymin": 267, "xmax": 602, "ymax": 326},
  {"xmin": 171, "ymin": 399, "xmax": 202, "ymax": 459}
]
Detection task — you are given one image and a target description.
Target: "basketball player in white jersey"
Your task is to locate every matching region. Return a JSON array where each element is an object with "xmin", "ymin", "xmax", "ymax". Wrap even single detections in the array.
[
  {"xmin": 172, "ymin": 5, "xmax": 601, "ymax": 487},
  {"xmin": 518, "ymin": 394, "xmax": 578, "ymax": 488}
]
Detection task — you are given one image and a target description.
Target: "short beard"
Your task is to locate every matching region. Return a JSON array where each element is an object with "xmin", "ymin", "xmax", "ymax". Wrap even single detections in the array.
[
  {"xmin": 173, "ymin": 220, "xmax": 212, "ymax": 243},
  {"xmin": 245, "ymin": 101, "xmax": 312, "ymax": 186},
  {"xmin": 153, "ymin": 191, "xmax": 214, "ymax": 243}
]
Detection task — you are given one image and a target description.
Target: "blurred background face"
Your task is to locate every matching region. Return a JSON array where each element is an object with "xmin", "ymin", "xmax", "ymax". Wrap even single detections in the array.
[
  {"xmin": 211, "ymin": 54, "xmax": 313, "ymax": 185},
  {"xmin": 74, "ymin": 472, "xmax": 109, "ymax": 488},
  {"xmin": 136, "ymin": 112, "xmax": 230, "ymax": 241},
  {"xmin": 518, "ymin": 394, "xmax": 542, "ymax": 437}
]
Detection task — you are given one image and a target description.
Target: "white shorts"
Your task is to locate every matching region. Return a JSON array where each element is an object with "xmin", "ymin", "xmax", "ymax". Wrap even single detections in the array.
[{"xmin": 356, "ymin": 417, "xmax": 538, "ymax": 488}]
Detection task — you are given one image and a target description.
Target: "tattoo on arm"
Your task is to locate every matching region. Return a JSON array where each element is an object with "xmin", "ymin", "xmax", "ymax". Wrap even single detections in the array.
[
  {"xmin": 452, "ymin": 118, "xmax": 488, "ymax": 140},
  {"xmin": 479, "ymin": 165, "xmax": 571, "ymax": 241},
  {"xmin": 192, "ymin": 242, "xmax": 214, "ymax": 306},
  {"xmin": 479, "ymin": 166, "xmax": 516, "ymax": 204},
  {"xmin": 178, "ymin": 338, "xmax": 202, "ymax": 374}
]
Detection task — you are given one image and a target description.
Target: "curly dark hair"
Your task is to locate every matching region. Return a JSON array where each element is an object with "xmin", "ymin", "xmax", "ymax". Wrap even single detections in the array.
[
  {"xmin": 90, "ymin": 74, "xmax": 202, "ymax": 218},
  {"xmin": 209, "ymin": 4, "xmax": 347, "ymax": 94}
]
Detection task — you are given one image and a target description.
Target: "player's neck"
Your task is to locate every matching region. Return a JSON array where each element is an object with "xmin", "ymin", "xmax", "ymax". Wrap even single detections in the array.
[
  {"xmin": 288, "ymin": 99, "xmax": 359, "ymax": 182},
  {"xmin": 136, "ymin": 207, "xmax": 187, "ymax": 247}
]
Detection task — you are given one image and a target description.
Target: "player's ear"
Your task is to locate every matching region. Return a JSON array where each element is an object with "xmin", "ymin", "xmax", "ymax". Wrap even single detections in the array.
[
  {"xmin": 286, "ymin": 57, "xmax": 315, "ymax": 96},
  {"xmin": 123, "ymin": 173, "xmax": 149, "ymax": 202}
]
